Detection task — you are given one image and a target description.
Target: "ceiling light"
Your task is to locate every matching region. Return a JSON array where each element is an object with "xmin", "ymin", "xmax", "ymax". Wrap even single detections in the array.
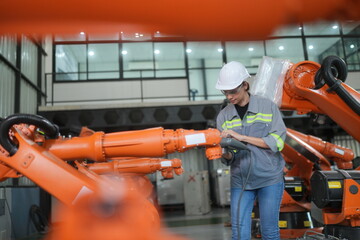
[
  {"xmin": 186, "ymin": 49, "xmax": 192, "ymax": 53},
  {"xmin": 332, "ymin": 25, "xmax": 338, "ymax": 29},
  {"xmin": 154, "ymin": 49, "xmax": 160, "ymax": 54},
  {"xmin": 308, "ymin": 45, "xmax": 314, "ymax": 50},
  {"xmin": 88, "ymin": 51, "xmax": 95, "ymax": 56},
  {"xmin": 56, "ymin": 52, "xmax": 65, "ymax": 58},
  {"xmin": 278, "ymin": 46, "xmax": 284, "ymax": 51},
  {"xmin": 80, "ymin": 32, "xmax": 85, "ymax": 35},
  {"xmin": 350, "ymin": 44, "xmax": 355, "ymax": 49},
  {"xmin": 248, "ymin": 47, "xmax": 254, "ymax": 51},
  {"xmin": 217, "ymin": 48, "xmax": 223, "ymax": 52},
  {"xmin": 298, "ymin": 27, "xmax": 302, "ymax": 30},
  {"xmin": 121, "ymin": 50, "xmax": 128, "ymax": 55},
  {"xmin": 139, "ymin": 34, "xmax": 144, "ymax": 37}
]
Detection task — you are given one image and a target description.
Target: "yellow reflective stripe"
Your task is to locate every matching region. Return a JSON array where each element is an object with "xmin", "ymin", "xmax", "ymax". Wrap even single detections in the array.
[
  {"xmin": 247, "ymin": 117, "xmax": 271, "ymax": 123},
  {"xmin": 221, "ymin": 119, "xmax": 242, "ymax": 130},
  {"xmin": 247, "ymin": 113, "xmax": 272, "ymax": 118},
  {"xmin": 270, "ymin": 133, "xmax": 284, "ymax": 151},
  {"xmin": 246, "ymin": 113, "xmax": 272, "ymax": 123}
]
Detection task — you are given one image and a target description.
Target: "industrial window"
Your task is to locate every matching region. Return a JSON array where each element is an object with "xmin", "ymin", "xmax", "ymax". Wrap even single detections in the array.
[
  {"xmin": 188, "ymin": 69, "xmax": 222, "ymax": 101},
  {"xmin": 265, "ymin": 38, "xmax": 305, "ymax": 63},
  {"xmin": 303, "ymin": 21, "xmax": 341, "ymax": 36},
  {"xmin": 270, "ymin": 24, "xmax": 302, "ymax": 37},
  {"xmin": 306, "ymin": 37, "xmax": 344, "ymax": 63},
  {"xmin": 344, "ymin": 38, "xmax": 360, "ymax": 71},
  {"xmin": 55, "ymin": 44, "xmax": 87, "ymax": 81},
  {"xmin": 154, "ymin": 42, "xmax": 186, "ymax": 78},
  {"xmin": 225, "ymin": 41, "xmax": 265, "ymax": 75},
  {"xmin": 186, "ymin": 41, "xmax": 223, "ymax": 68},
  {"xmin": 186, "ymin": 41, "xmax": 223, "ymax": 100},
  {"xmin": 54, "ymin": 33, "xmax": 86, "ymax": 42},
  {"xmin": 88, "ymin": 43, "xmax": 119, "ymax": 79},
  {"xmin": 342, "ymin": 22, "xmax": 360, "ymax": 35},
  {"xmin": 122, "ymin": 42, "xmax": 155, "ymax": 78}
]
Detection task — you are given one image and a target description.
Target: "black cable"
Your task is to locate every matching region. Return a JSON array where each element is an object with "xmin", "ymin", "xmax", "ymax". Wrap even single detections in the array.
[
  {"xmin": 0, "ymin": 114, "xmax": 59, "ymax": 155},
  {"xmin": 29, "ymin": 204, "xmax": 49, "ymax": 233},
  {"xmin": 237, "ymin": 151, "xmax": 253, "ymax": 240}
]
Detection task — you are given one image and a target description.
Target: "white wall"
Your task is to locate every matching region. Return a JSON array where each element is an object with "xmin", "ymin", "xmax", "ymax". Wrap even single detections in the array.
[{"xmin": 48, "ymin": 78, "xmax": 189, "ymax": 106}]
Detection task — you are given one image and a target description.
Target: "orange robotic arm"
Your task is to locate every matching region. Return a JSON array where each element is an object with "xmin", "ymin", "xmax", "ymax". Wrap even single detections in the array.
[
  {"xmin": 0, "ymin": 114, "xmax": 247, "ymax": 205},
  {"xmin": 286, "ymin": 128, "xmax": 354, "ymax": 169},
  {"xmin": 0, "ymin": 129, "xmax": 99, "ymax": 206},
  {"xmin": 282, "ymin": 56, "xmax": 360, "ymax": 142},
  {"xmin": 41, "ymin": 127, "xmax": 247, "ymax": 161},
  {"xmin": 86, "ymin": 158, "xmax": 184, "ymax": 178}
]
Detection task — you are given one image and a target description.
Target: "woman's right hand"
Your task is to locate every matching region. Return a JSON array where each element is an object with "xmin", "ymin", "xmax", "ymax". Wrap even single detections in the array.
[{"xmin": 222, "ymin": 151, "xmax": 233, "ymax": 160}]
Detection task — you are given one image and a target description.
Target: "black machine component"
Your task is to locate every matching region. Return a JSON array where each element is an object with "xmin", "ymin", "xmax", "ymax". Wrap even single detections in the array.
[
  {"xmin": 311, "ymin": 170, "xmax": 360, "ymax": 209},
  {"xmin": 252, "ymin": 206, "xmax": 321, "ymax": 231},
  {"xmin": 324, "ymin": 225, "xmax": 360, "ymax": 240},
  {"xmin": 284, "ymin": 176, "xmax": 306, "ymax": 201}
]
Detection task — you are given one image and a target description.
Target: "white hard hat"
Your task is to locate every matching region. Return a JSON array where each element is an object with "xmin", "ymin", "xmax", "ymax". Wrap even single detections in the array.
[{"xmin": 215, "ymin": 61, "xmax": 251, "ymax": 90}]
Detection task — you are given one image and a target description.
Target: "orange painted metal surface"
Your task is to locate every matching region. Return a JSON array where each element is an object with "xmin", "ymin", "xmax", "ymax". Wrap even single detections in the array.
[
  {"xmin": 0, "ymin": 0, "xmax": 359, "ymax": 40},
  {"xmin": 44, "ymin": 176, "xmax": 186, "ymax": 240},
  {"xmin": 0, "ymin": 125, "xmax": 223, "ymax": 206},
  {"xmin": 87, "ymin": 158, "xmax": 184, "ymax": 178},
  {"xmin": 279, "ymin": 131, "xmax": 330, "ymax": 237},
  {"xmin": 43, "ymin": 127, "xmax": 222, "ymax": 161},
  {"xmin": 0, "ymin": 130, "xmax": 99, "ymax": 205},
  {"xmin": 322, "ymin": 178, "xmax": 360, "ymax": 226},
  {"xmin": 287, "ymin": 128, "xmax": 354, "ymax": 169},
  {"xmin": 282, "ymin": 61, "xmax": 360, "ymax": 142}
]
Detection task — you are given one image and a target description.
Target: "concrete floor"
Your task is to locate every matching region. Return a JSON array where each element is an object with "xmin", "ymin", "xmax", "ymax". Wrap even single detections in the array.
[
  {"xmin": 19, "ymin": 206, "xmax": 326, "ymax": 240},
  {"xmin": 161, "ymin": 207, "xmax": 236, "ymax": 240}
]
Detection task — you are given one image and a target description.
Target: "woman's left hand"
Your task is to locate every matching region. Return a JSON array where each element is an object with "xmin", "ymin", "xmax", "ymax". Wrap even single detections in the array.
[{"xmin": 221, "ymin": 130, "xmax": 245, "ymax": 141}]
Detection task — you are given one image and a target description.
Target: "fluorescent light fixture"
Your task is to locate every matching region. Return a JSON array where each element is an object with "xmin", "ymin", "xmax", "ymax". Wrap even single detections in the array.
[
  {"xmin": 186, "ymin": 49, "xmax": 192, "ymax": 53},
  {"xmin": 278, "ymin": 46, "xmax": 284, "ymax": 51},
  {"xmin": 88, "ymin": 51, "xmax": 95, "ymax": 56},
  {"xmin": 154, "ymin": 49, "xmax": 160, "ymax": 54},
  {"xmin": 121, "ymin": 50, "xmax": 128, "ymax": 55},
  {"xmin": 308, "ymin": 45, "xmax": 314, "ymax": 50},
  {"xmin": 56, "ymin": 53, "xmax": 65, "ymax": 58},
  {"xmin": 248, "ymin": 47, "xmax": 254, "ymax": 51}
]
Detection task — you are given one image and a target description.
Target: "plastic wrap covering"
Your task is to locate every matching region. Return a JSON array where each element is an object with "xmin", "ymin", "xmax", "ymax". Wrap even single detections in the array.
[{"xmin": 251, "ymin": 56, "xmax": 291, "ymax": 106}]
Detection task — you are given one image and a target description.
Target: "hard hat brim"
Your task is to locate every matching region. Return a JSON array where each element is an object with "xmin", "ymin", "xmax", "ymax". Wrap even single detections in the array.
[{"xmin": 215, "ymin": 76, "xmax": 249, "ymax": 90}]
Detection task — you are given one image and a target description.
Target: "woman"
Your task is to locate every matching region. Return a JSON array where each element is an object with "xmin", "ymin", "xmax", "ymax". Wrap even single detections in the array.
[{"xmin": 215, "ymin": 61, "xmax": 286, "ymax": 240}]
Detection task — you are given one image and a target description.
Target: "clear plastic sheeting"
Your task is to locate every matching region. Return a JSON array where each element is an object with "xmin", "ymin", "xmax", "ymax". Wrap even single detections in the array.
[{"xmin": 251, "ymin": 56, "xmax": 292, "ymax": 106}]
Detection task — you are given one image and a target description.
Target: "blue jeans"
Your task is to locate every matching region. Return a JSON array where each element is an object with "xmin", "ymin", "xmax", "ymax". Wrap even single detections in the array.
[{"xmin": 231, "ymin": 181, "xmax": 284, "ymax": 240}]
